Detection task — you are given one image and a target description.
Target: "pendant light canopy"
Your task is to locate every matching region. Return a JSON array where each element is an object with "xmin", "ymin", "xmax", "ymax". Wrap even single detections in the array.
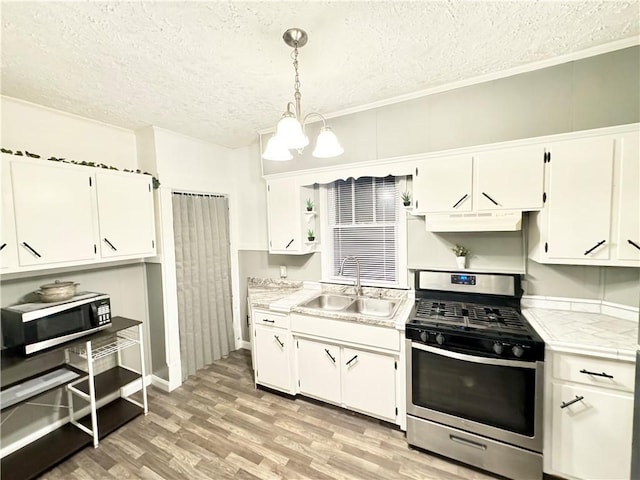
[{"xmin": 262, "ymin": 28, "xmax": 343, "ymax": 161}]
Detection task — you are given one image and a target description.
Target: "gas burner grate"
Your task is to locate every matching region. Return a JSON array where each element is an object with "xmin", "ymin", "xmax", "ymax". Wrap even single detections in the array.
[
  {"xmin": 466, "ymin": 305, "xmax": 526, "ymax": 331},
  {"xmin": 414, "ymin": 299, "xmax": 465, "ymax": 323}
]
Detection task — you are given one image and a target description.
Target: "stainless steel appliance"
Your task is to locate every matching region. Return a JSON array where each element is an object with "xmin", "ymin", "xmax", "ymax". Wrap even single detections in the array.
[
  {"xmin": 406, "ymin": 270, "xmax": 545, "ymax": 480},
  {"xmin": 1, "ymin": 292, "xmax": 111, "ymax": 355}
]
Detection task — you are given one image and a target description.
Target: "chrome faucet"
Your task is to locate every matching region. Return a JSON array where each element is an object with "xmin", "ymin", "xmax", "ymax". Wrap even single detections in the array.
[{"xmin": 339, "ymin": 256, "xmax": 362, "ymax": 296}]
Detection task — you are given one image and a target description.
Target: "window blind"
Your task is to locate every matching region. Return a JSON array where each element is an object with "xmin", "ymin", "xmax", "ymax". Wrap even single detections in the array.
[{"xmin": 327, "ymin": 176, "xmax": 399, "ymax": 284}]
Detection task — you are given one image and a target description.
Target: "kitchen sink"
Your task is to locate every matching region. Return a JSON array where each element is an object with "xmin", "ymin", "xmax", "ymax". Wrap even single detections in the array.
[
  {"xmin": 344, "ymin": 297, "xmax": 398, "ymax": 318},
  {"xmin": 300, "ymin": 294, "xmax": 398, "ymax": 318},
  {"xmin": 301, "ymin": 294, "xmax": 355, "ymax": 311}
]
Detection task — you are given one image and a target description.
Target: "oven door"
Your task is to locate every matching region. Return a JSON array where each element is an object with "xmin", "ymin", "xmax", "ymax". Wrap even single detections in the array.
[{"xmin": 406, "ymin": 339, "xmax": 543, "ymax": 452}]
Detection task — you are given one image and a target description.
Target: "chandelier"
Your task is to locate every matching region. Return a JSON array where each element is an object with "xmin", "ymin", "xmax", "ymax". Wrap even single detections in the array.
[{"xmin": 262, "ymin": 28, "xmax": 344, "ymax": 161}]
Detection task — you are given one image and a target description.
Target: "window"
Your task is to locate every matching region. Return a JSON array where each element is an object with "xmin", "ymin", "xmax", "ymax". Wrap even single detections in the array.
[{"xmin": 326, "ymin": 176, "xmax": 400, "ymax": 285}]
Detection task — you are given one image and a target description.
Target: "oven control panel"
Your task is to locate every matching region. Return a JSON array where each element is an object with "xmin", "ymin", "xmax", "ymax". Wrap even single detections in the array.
[{"xmin": 450, "ymin": 274, "xmax": 476, "ymax": 285}]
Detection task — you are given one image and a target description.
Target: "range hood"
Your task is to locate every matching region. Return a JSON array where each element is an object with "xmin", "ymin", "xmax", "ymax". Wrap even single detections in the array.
[{"xmin": 424, "ymin": 210, "xmax": 522, "ymax": 232}]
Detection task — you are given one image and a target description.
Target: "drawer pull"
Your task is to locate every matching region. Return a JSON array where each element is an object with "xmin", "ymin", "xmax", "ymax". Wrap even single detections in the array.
[
  {"xmin": 261, "ymin": 319, "xmax": 275, "ymax": 323},
  {"xmin": 449, "ymin": 434, "xmax": 487, "ymax": 450},
  {"xmin": 580, "ymin": 369, "xmax": 613, "ymax": 379},
  {"xmin": 274, "ymin": 335, "xmax": 284, "ymax": 348},
  {"xmin": 345, "ymin": 355, "xmax": 358, "ymax": 366},
  {"xmin": 560, "ymin": 395, "xmax": 584, "ymax": 409},
  {"xmin": 324, "ymin": 349, "xmax": 336, "ymax": 363}
]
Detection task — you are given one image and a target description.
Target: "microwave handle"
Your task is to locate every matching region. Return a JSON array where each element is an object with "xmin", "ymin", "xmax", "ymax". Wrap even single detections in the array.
[{"xmin": 90, "ymin": 302, "xmax": 99, "ymax": 323}]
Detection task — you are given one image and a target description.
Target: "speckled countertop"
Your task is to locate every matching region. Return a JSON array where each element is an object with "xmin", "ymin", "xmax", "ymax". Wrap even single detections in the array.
[
  {"xmin": 524, "ymin": 307, "xmax": 638, "ymax": 362},
  {"xmin": 247, "ymin": 277, "xmax": 412, "ymax": 329}
]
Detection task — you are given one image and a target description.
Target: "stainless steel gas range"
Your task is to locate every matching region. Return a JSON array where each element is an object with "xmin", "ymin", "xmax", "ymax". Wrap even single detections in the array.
[{"xmin": 406, "ymin": 270, "xmax": 545, "ymax": 480}]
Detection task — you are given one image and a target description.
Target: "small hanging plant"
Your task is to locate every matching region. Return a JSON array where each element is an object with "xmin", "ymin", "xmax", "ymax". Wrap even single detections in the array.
[
  {"xmin": 401, "ymin": 191, "xmax": 411, "ymax": 207},
  {"xmin": 306, "ymin": 198, "xmax": 314, "ymax": 211},
  {"xmin": 307, "ymin": 229, "xmax": 315, "ymax": 241},
  {"xmin": 1, "ymin": 147, "xmax": 161, "ymax": 189}
]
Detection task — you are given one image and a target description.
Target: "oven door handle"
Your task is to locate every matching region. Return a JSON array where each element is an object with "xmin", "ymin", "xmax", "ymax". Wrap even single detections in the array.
[{"xmin": 411, "ymin": 342, "xmax": 537, "ymax": 369}]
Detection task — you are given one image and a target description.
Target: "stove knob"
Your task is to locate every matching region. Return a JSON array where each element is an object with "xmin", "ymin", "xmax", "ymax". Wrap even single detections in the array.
[
  {"xmin": 492, "ymin": 342, "xmax": 504, "ymax": 355},
  {"xmin": 436, "ymin": 333, "xmax": 445, "ymax": 345},
  {"xmin": 512, "ymin": 345, "xmax": 525, "ymax": 358},
  {"xmin": 419, "ymin": 331, "xmax": 428, "ymax": 343}
]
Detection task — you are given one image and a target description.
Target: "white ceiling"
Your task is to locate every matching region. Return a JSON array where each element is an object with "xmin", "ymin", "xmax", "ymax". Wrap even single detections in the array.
[{"xmin": 2, "ymin": 1, "xmax": 638, "ymax": 149}]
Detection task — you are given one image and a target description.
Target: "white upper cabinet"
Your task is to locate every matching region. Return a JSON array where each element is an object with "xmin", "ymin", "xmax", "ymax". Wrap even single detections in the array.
[
  {"xmin": 413, "ymin": 155, "xmax": 473, "ymax": 214},
  {"xmin": 475, "ymin": 145, "xmax": 545, "ymax": 211},
  {"xmin": 615, "ymin": 133, "xmax": 640, "ymax": 261},
  {"xmin": 1, "ymin": 156, "xmax": 157, "ymax": 274},
  {"xmin": 266, "ymin": 177, "xmax": 317, "ymax": 255},
  {"xmin": 1, "ymin": 157, "xmax": 18, "ymax": 270},
  {"xmin": 546, "ymin": 137, "xmax": 614, "ymax": 261},
  {"xmin": 529, "ymin": 129, "xmax": 639, "ymax": 267},
  {"xmin": 11, "ymin": 159, "xmax": 98, "ymax": 267},
  {"xmin": 95, "ymin": 171, "xmax": 155, "ymax": 258}
]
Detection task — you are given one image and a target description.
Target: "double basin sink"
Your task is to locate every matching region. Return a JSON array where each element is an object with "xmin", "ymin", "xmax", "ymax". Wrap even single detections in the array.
[{"xmin": 300, "ymin": 293, "xmax": 399, "ymax": 318}]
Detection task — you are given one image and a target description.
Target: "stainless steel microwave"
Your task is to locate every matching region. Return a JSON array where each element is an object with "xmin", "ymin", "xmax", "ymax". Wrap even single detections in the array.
[{"xmin": 1, "ymin": 293, "xmax": 111, "ymax": 355}]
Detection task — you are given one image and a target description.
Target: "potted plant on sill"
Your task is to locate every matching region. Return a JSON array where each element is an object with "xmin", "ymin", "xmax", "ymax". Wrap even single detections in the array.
[
  {"xmin": 307, "ymin": 229, "xmax": 315, "ymax": 242},
  {"xmin": 306, "ymin": 198, "xmax": 314, "ymax": 212},
  {"xmin": 452, "ymin": 244, "xmax": 470, "ymax": 269},
  {"xmin": 402, "ymin": 191, "xmax": 412, "ymax": 207}
]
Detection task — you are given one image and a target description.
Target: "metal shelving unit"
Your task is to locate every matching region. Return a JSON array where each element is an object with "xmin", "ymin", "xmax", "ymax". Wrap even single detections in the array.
[{"xmin": 66, "ymin": 320, "xmax": 148, "ymax": 447}]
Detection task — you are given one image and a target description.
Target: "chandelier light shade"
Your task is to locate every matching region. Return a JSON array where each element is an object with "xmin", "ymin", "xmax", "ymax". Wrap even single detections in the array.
[{"xmin": 262, "ymin": 28, "xmax": 343, "ymax": 161}]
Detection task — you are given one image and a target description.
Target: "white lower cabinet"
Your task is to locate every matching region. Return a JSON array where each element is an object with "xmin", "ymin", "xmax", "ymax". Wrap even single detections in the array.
[
  {"xmin": 254, "ymin": 326, "xmax": 293, "ymax": 393},
  {"xmin": 296, "ymin": 338, "xmax": 341, "ymax": 404},
  {"xmin": 295, "ymin": 337, "xmax": 398, "ymax": 422},
  {"xmin": 341, "ymin": 347, "xmax": 396, "ymax": 420},
  {"xmin": 252, "ymin": 309, "xmax": 295, "ymax": 394},
  {"xmin": 545, "ymin": 351, "xmax": 635, "ymax": 480}
]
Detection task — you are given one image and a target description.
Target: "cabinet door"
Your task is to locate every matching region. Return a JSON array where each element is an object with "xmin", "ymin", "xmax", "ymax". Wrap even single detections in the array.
[
  {"xmin": 341, "ymin": 348, "xmax": 396, "ymax": 420},
  {"xmin": 11, "ymin": 161, "xmax": 97, "ymax": 266},
  {"xmin": 95, "ymin": 172, "xmax": 155, "ymax": 258},
  {"xmin": 413, "ymin": 155, "xmax": 473, "ymax": 213},
  {"xmin": 475, "ymin": 145, "xmax": 545, "ymax": 211},
  {"xmin": 267, "ymin": 178, "xmax": 301, "ymax": 253},
  {"xmin": 296, "ymin": 338, "xmax": 340, "ymax": 403},
  {"xmin": 1, "ymin": 157, "xmax": 18, "ymax": 270},
  {"xmin": 254, "ymin": 326, "xmax": 292, "ymax": 393},
  {"xmin": 616, "ymin": 132, "xmax": 640, "ymax": 261},
  {"xmin": 550, "ymin": 382, "xmax": 633, "ymax": 480},
  {"xmin": 546, "ymin": 137, "xmax": 614, "ymax": 260}
]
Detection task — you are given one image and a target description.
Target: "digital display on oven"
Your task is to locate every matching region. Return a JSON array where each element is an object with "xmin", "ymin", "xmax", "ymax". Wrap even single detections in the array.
[{"xmin": 451, "ymin": 274, "xmax": 476, "ymax": 285}]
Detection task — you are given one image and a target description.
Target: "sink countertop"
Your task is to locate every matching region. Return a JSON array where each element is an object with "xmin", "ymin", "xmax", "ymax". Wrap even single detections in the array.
[
  {"xmin": 524, "ymin": 307, "xmax": 638, "ymax": 362},
  {"xmin": 247, "ymin": 277, "xmax": 412, "ymax": 329}
]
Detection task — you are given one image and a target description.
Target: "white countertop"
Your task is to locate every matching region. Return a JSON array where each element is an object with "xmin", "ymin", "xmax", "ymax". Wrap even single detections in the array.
[{"xmin": 524, "ymin": 305, "xmax": 638, "ymax": 362}]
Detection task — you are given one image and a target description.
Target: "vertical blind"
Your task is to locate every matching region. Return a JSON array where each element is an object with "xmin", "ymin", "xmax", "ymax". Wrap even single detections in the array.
[{"xmin": 327, "ymin": 176, "xmax": 399, "ymax": 284}]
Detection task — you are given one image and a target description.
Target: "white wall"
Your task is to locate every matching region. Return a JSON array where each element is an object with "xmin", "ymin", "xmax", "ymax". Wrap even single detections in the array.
[
  {"xmin": 137, "ymin": 126, "xmax": 239, "ymax": 389},
  {"xmin": 1, "ymin": 96, "xmax": 137, "ymax": 170}
]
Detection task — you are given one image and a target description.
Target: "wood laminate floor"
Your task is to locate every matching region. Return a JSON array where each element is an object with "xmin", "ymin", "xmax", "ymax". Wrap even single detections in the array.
[{"xmin": 41, "ymin": 349, "xmax": 501, "ymax": 480}]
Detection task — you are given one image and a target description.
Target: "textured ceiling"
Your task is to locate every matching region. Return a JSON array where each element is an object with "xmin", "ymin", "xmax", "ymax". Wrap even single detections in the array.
[{"xmin": 2, "ymin": 1, "xmax": 638, "ymax": 148}]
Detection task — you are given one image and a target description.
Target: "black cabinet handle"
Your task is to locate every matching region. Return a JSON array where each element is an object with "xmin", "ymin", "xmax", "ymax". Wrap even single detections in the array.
[
  {"xmin": 560, "ymin": 395, "xmax": 584, "ymax": 409},
  {"xmin": 261, "ymin": 319, "xmax": 275, "ymax": 323},
  {"xmin": 580, "ymin": 369, "xmax": 613, "ymax": 379},
  {"xmin": 103, "ymin": 238, "xmax": 117, "ymax": 251},
  {"xmin": 481, "ymin": 192, "xmax": 499, "ymax": 206},
  {"xmin": 0, "ymin": 243, "xmax": 6, "ymax": 251},
  {"xmin": 285, "ymin": 238, "xmax": 294, "ymax": 249},
  {"xmin": 345, "ymin": 355, "xmax": 358, "ymax": 366},
  {"xmin": 21, "ymin": 242, "xmax": 41, "ymax": 258},
  {"xmin": 584, "ymin": 240, "xmax": 605, "ymax": 255},
  {"xmin": 628, "ymin": 239, "xmax": 640, "ymax": 251},
  {"xmin": 452, "ymin": 194, "xmax": 469, "ymax": 209},
  {"xmin": 274, "ymin": 335, "xmax": 284, "ymax": 348},
  {"xmin": 324, "ymin": 349, "xmax": 336, "ymax": 363}
]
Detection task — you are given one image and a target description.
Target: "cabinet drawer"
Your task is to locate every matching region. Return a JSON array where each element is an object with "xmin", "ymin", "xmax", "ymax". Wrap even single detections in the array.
[
  {"xmin": 553, "ymin": 353, "xmax": 635, "ymax": 392},
  {"xmin": 252, "ymin": 309, "xmax": 289, "ymax": 329}
]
